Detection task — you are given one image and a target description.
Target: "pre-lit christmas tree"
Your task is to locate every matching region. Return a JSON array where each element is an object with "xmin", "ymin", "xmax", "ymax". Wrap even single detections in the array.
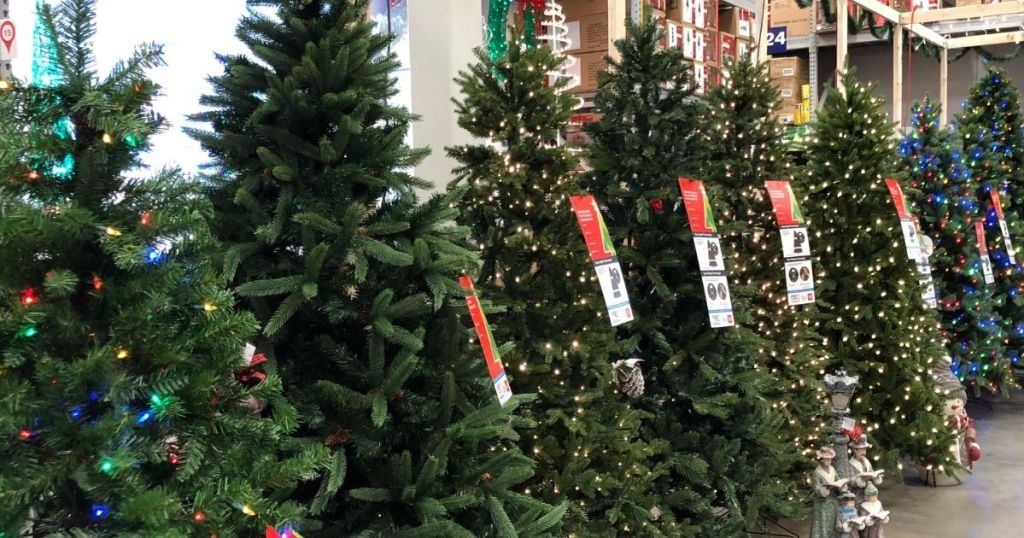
[
  {"xmin": 700, "ymin": 57, "xmax": 827, "ymax": 469},
  {"xmin": 0, "ymin": 1, "xmax": 326, "ymax": 534},
  {"xmin": 191, "ymin": 1, "xmax": 564, "ymax": 535},
  {"xmin": 584, "ymin": 21, "xmax": 804, "ymax": 534},
  {"xmin": 795, "ymin": 71, "xmax": 953, "ymax": 467},
  {"xmin": 957, "ymin": 68, "xmax": 1024, "ymax": 386},
  {"xmin": 903, "ymin": 98, "xmax": 1012, "ymax": 394},
  {"xmin": 447, "ymin": 29, "xmax": 662, "ymax": 535}
]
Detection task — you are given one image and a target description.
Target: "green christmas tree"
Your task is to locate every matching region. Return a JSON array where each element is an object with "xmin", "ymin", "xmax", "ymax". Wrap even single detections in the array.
[
  {"xmin": 0, "ymin": 1, "xmax": 327, "ymax": 535},
  {"xmin": 957, "ymin": 68, "xmax": 1024, "ymax": 391},
  {"xmin": 584, "ymin": 21, "xmax": 804, "ymax": 534},
  {"xmin": 447, "ymin": 29, "xmax": 662, "ymax": 536},
  {"xmin": 795, "ymin": 70, "xmax": 952, "ymax": 467},
  {"xmin": 902, "ymin": 98, "xmax": 1011, "ymax": 395},
  {"xmin": 700, "ymin": 57, "xmax": 827, "ymax": 472},
  {"xmin": 190, "ymin": 1, "xmax": 564, "ymax": 535}
]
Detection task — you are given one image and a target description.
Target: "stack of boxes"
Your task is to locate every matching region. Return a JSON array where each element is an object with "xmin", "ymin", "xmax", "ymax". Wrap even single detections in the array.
[
  {"xmin": 717, "ymin": 6, "xmax": 755, "ymax": 79},
  {"xmin": 564, "ymin": 0, "xmax": 610, "ymax": 93},
  {"xmin": 667, "ymin": 0, "xmax": 713, "ymax": 94},
  {"xmin": 769, "ymin": 56, "xmax": 810, "ymax": 125}
]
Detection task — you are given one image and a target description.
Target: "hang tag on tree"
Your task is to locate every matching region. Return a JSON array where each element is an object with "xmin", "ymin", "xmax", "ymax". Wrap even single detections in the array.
[
  {"xmin": 974, "ymin": 221, "xmax": 996, "ymax": 284},
  {"xmin": 765, "ymin": 180, "xmax": 816, "ymax": 306},
  {"xmin": 459, "ymin": 276, "xmax": 513, "ymax": 405},
  {"xmin": 569, "ymin": 195, "xmax": 635, "ymax": 327},
  {"xmin": 914, "ymin": 218, "xmax": 939, "ymax": 309},
  {"xmin": 678, "ymin": 178, "xmax": 735, "ymax": 328},
  {"xmin": 990, "ymin": 190, "xmax": 1017, "ymax": 264},
  {"xmin": 885, "ymin": 179, "xmax": 921, "ymax": 260}
]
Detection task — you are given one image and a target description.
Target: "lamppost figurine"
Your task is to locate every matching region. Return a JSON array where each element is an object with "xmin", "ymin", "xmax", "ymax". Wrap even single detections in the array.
[
  {"xmin": 811, "ymin": 446, "xmax": 849, "ymax": 538},
  {"xmin": 849, "ymin": 436, "xmax": 884, "ymax": 498},
  {"xmin": 859, "ymin": 483, "xmax": 890, "ymax": 538},
  {"xmin": 824, "ymin": 370, "xmax": 860, "ymax": 479}
]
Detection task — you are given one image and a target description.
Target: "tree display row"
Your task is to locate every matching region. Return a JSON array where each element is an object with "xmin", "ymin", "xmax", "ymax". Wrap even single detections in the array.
[{"xmin": 2, "ymin": 1, "xmax": 1016, "ymax": 536}]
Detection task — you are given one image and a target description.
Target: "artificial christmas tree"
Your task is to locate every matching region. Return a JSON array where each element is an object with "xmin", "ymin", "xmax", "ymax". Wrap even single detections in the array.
[
  {"xmin": 583, "ymin": 21, "xmax": 805, "ymax": 534},
  {"xmin": 700, "ymin": 57, "xmax": 827, "ymax": 471},
  {"xmin": 903, "ymin": 97, "xmax": 1012, "ymax": 395},
  {"xmin": 795, "ymin": 70, "xmax": 953, "ymax": 468},
  {"xmin": 190, "ymin": 1, "xmax": 564, "ymax": 535},
  {"xmin": 957, "ymin": 68, "xmax": 1024, "ymax": 387},
  {"xmin": 447, "ymin": 28, "xmax": 663, "ymax": 535},
  {"xmin": 0, "ymin": 1, "xmax": 327, "ymax": 535}
]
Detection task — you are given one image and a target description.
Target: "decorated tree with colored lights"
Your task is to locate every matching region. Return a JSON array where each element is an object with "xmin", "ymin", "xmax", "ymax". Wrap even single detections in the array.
[
  {"xmin": 795, "ymin": 70, "xmax": 952, "ymax": 467},
  {"xmin": 191, "ymin": 1, "xmax": 565, "ymax": 535},
  {"xmin": 0, "ymin": 1, "xmax": 328, "ymax": 535},
  {"xmin": 700, "ymin": 57, "xmax": 827, "ymax": 470},
  {"xmin": 583, "ymin": 21, "xmax": 804, "ymax": 534},
  {"xmin": 448, "ymin": 29, "xmax": 663, "ymax": 535},
  {"xmin": 903, "ymin": 97, "xmax": 1012, "ymax": 394},
  {"xmin": 957, "ymin": 68, "xmax": 1024, "ymax": 385}
]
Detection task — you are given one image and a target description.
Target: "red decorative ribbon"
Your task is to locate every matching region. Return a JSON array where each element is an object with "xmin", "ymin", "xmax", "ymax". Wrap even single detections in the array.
[{"xmin": 236, "ymin": 352, "xmax": 268, "ymax": 385}]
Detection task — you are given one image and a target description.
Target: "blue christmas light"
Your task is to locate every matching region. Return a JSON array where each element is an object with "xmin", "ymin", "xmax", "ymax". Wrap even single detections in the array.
[
  {"xmin": 69, "ymin": 406, "xmax": 84, "ymax": 420},
  {"xmin": 136, "ymin": 408, "xmax": 154, "ymax": 425},
  {"xmin": 91, "ymin": 505, "xmax": 110, "ymax": 521},
  {"xmin": 88, "ymin": 391, "xmax": 100, "ymax": 402},
  {"xmin": 143, "ymin": 246, "xmax": 167, "ymax": 265}
]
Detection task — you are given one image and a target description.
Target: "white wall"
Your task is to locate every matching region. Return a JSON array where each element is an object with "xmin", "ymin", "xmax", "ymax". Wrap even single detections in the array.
[{"xmin": 408, "ymin": 0, "xmax": 484, "ymax": 192}]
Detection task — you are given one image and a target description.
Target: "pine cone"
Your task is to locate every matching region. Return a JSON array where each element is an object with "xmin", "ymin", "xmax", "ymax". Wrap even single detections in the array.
[
  {"xmin": 612, "ymin": 358, "xmax": 645, "ymax": 398},
  {"xmin": 325, "ymin": 426, "xmax": 351, "ymax": 447}
]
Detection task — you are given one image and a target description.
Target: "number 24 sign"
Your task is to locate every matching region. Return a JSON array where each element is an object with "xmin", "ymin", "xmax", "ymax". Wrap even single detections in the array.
[{"xmin": 767, "ymin": 26, "xmax": 787, "ymax": 54}]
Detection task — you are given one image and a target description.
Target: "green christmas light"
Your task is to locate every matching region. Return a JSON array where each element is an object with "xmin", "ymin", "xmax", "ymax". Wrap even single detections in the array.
[{"xmin": 99, "ymin": 458, "xmax": 116, "ymax": 475}]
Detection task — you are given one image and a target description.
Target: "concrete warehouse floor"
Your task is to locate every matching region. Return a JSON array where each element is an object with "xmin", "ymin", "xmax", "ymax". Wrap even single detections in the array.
[{"xmin": 771, "ymin": 390, "xmax": 1024, "ymax": 538}]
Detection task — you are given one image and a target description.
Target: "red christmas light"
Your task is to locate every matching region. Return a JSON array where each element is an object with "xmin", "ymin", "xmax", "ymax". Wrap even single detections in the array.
[
  {"xmin": 169, "ymin": 454, "xmax": 181, "ymax": 465},
  {"xmin": 141, "ymin": 211, "xmax": 152, "ymax": 225},
  {"xmin": 18, "ymin": 428, "xmax": 34, "ymax": 441},
  {"xmin": 21, "ymin": 288, "xmax": 39, "ymax": 306},
  {"xmin": 93, "ymin": 276, "xmax": 104, "ymax": 291},
  {"xmin": 26, "ymin": 170, "xmax": 41, "ymax": 182},
  {"xmin": 192, "ymin": 511, "xmax": 206, "ymax": 523}
]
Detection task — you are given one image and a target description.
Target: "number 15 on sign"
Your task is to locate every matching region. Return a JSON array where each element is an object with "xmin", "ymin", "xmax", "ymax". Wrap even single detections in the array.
[{"xmin": 0, "ymin": 19, "xmax": 16, "ymax": 61}]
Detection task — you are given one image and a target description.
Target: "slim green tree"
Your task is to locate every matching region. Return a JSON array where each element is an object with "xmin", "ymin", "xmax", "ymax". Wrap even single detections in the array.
[
  {"xmin": 190, "ymin": 1, "xmax": 564, "ymax": 535},
  {"xmin": 448, "ymin": 29, "xmax": 664, "ymax": 536},
  {"xmin": 903, "ymin": 97, "xmax": 1011, "ymax": 394},
  {"xmin": 0, "ymin": 1, "xmax": 325, "ymax": 535},
  {"xmin": 700, "ymin": 57, "xmax": 827, "ymax": 475},
  {"xmin": 795, "ymin": 70, "xmax": 953, "ymax": 467},
  {"xmin": 585, "ymin": 21, "xmax": 804, "ymax": 534}
]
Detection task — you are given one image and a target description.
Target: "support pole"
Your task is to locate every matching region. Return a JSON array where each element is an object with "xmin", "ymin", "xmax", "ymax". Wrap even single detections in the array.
[
  {"xmin": 837, "ymin": 0, "xmax": 849, "ymax": 94},
  {"xmin": 893, "ymin": 24, "xmax": 903, "ymax": 128},
  {"xmin": 756, "ymin": 0, "xmax": 769, "ymax": 64},
  {"xmin": 940, "ymin": 47, "xmax": 949, "ymax": 125}
]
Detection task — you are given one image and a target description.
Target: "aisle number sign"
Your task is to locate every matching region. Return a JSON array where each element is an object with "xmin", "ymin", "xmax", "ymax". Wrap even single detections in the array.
[
  {"xmin": 765, "ymin": 180, "xmax": 816, "ymax": 306},
  {"xmin": 0, "ymin": 19, "xmax": 16, "ymax": 61},
  {"xmin": 767, "ymin": 27, "xmax": 787, "ymax": 54},
  {"xmin": 886, "ymin": 178, "xmax": 938, "ymax": 309},
  {"xmin": 569, "ymin": 195, "xmax": 635, "ymax": 327},
  {"xmin": 990, "ymin": 190, "xmax": 1017, "ymax": 264},
  {"xmin": 679, "ymin": 178, "xmax": 735, "ymax": 328},
  {"xmin": 459, "ymin": 276, "xmax": 513, "ymax": 405}
]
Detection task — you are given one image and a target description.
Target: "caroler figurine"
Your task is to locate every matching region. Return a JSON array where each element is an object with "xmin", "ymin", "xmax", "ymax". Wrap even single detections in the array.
[
  {"xmin": 811, "ymin": 446, "xmax": 850, "ymax": 538},
  {"xmin": 836, "ymin": 491, "xmax": 866, "ymax": 538},
  {"xmin": 859, "ymin": 483, "xmax": 890, "ymax": 538},
  {"xmin": 849, "ymin": 436, "xmax": 884, "ymax": 498}
]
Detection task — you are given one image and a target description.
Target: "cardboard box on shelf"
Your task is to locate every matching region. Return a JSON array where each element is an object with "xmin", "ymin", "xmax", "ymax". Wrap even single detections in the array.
[
  {"xmin": 694, "ymin": 0, "xmax": 707, "ymax": 27},
  {"xmin": 719, "ymin": 32, "xmax": 736, "ymax": 62},
  {"xmin": 770, "ymin": 56, "xmax": 808, "ymax": 80},
  {"xmin": 705, "ymin": 30, "xmax": 718, "ymax": 65},
  {"xmin": 692, "ymin": 60, "xmax": 708, "ymax": 95},
  {"xmin": 774, "ymin": 77, "xmax": 805, "ymax": 101},
  {"xmin": 694, "ymin": 29, "xmax": 706, "ymax": 61},
  {"xmin": 569, "ymin": 50, "xmax": 607, "ymax": 93},
  {"xmin": 566, "ymin": 13, "xmax": 608, "ymax": 54},
  {"xmin": 770, "ymin": 0, "xmax": 811, "ymax": 39},
  {"xmin": 682, "ymin": 25, "xmax": 697, "ymax": 59},
  {"xmin": 736, "ymin": 38, "xmax": 752, "ymax": 59},
  {"xmin": 562, "ymin": 0, "xmax": 607, "ymax": 18},
  {"xmin": 719, "ymin": 8, "xmax": 755, "ymax": 39},
  {"xmin": 668, "ymin": 0, "xmax": 711, "ymax": 27},
  {"xmin": 776, "ymin": 99, "xmax": 800, "ymax": 124},
  {"xmin": 667, "ymin": 20, "xmax": 683, "ymax": 49},
  {"xmin": 565, "ymin": 112, "xmax": 604, "ymax": 145}
]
